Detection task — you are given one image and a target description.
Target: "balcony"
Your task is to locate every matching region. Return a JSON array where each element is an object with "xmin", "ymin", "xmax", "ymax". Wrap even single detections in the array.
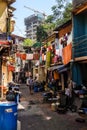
[{"xmin": 73, "ymin": 34, "xmax": 87, "ymax": 58}]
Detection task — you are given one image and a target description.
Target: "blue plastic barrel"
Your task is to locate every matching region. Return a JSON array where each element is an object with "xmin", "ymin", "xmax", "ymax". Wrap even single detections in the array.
[
  {"xmin": 0, "ymin": 102, "xmax": 17, "ymax": 130},
  {"xmin": 34, "ymin": 86, "xmax": 38, "ymax": 92}
]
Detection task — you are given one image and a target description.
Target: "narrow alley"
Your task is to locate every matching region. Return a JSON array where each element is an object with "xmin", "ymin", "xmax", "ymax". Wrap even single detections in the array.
[{"xmin": 18, "ymin": 84, "xmax": 87, "ymax": 130}]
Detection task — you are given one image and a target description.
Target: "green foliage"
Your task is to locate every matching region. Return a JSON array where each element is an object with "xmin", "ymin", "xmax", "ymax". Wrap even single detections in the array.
[
  {"xmin": 47, "ymin": 42, "xmax": 51, "ymax": 46},
  {"xmin": 36, "ymin": 15, "xmax": 56, "ymax": 42},
  {"xmin": 63, "ymin": 3, "xmax": 72, "ymax": 20},
  {"xmin": 32, "ymin": 42, "xmax": 42, "ymax": 48},
  {"xmin": 43, "ymin": 22, "xmax": 55, "ymax": 34},
  {"xmin": 51, "ymin": 0, "xmax": 66, "ymax": 21},
  {"xmin": 51, "ymin": 0, "xmax": 72, "ymax": 25},
  {"xmin": 23, "ymin": 38, "xmax": 34, "ymax": 47},
  {"xmin": 36, "ymin": 0, "xmax": 72, "ymax": 42},
  {"xmin": 36, "ymin": 25, "xmax": 48, "ymax": 42},
  {"xmin": 45, "ymin": 15, "xmax": 54, "ymax": 23},
  {"xmin": 56, "ymin": 3, "xmax": 72, "ymax": 26}
]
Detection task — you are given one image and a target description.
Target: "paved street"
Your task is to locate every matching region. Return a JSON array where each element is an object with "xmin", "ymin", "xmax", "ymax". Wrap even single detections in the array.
[{"xmin": 18, "ymin": 84, "xmax": 87, "ymax": 130}]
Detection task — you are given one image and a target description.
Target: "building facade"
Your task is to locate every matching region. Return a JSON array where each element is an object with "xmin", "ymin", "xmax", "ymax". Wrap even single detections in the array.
[
  {"xmin": 72, "ymin": 0, "xmax": 87, "ymax": 86},
  {"xmin": 0, "ymin": 0, "xmax": 16, "ymax": 98},
  {"xmin": 24, "ymin": 14, "xmax": 44, "ymax": 41}
]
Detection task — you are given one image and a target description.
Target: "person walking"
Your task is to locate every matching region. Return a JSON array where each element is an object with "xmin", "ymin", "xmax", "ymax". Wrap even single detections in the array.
[
  {"xmin": 26, "ymin": 76, "xmax": 33, "ymax": 94},
  {"xmin": 65, "ymin": 80, "xmax": 73, "ymax": 107}
]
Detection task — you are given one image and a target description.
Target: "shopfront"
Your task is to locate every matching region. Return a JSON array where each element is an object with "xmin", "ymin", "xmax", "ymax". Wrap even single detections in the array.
[{"xmin": 47, "ymin": 64, "xmax": 70, "ymax": 91}]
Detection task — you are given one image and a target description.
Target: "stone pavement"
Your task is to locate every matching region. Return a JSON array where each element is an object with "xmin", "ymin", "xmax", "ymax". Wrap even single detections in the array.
[{"xmin": 17, "ymin": 84, "xmax": 87, "ymax": 130}]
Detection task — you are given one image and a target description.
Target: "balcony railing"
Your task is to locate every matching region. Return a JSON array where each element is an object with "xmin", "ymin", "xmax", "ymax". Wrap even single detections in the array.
[{"xmin": 73, "ymin": 34, "xmax": 87, "ymax": 58}]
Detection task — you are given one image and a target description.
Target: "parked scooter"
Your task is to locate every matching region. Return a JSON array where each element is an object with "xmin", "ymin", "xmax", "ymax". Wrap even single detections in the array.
[
  {"xmin": 6, "ymin": 82, "xmax": 21, "ymax": 104},
  {"xmin": 78, "ymin": 97, "xmax": 87, "ymax": 121},
  {"xmin": 57, "ymin": 91, "xmax": 77, "ymax": 114}
]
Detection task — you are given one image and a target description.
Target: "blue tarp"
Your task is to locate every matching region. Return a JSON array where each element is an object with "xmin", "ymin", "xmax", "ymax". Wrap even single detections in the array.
[
  {"xmin": 48, "ymin": 64, "xmax": 68, "ymax": 73},
  {"xmin": 72, "ymin": 63, "xmax": 82, "ymax": 85}
]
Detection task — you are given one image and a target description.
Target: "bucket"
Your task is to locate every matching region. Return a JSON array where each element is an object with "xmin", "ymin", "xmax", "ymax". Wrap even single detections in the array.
[
  {"xmin": 0, "ymin": 101, "xmax": 17, "ymax": 130},
  {"xmin": 51, "ymin": 103, "xmax": 56, "ymax": 111}
]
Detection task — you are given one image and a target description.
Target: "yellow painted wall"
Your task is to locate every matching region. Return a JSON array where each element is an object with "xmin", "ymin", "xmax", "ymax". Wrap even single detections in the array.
[
  {"xmin": 33, "ymin": 66, "xmax": 46, "ymax": 82},
  {"xmin": 10, "ymin": 20, "xmax": 15, "ymax": 32},
  {"xmin": 2, "ymin": 64, "xmax": 12, "ymax": 87},
  {"xmin": 0, "ymin": 1, "xmax": 7, "ymax": 16},
  {"xmin": 2, "ymin": 64, "xmax": 8, "ymax": 87},
  {"xmin": 39, "ymin": 66, "xmax": 46, "ymax": 82},
  {"xmin": 0, "ymin": 1, "xmax": 7, "ymax": 32},
  {"xmin": 0, "ymin": 1, "xmax": 15, "ymax": 33}
]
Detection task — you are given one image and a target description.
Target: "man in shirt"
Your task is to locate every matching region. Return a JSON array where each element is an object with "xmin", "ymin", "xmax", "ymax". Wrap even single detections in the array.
[{"xmin": 26, "ymin": 76, "xmax": 33, "ymax": 94}]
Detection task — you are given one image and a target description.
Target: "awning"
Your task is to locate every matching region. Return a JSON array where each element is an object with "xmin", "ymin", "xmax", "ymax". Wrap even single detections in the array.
[
  {"xmin": 58, "ymin": 67, "xmax": 68, "ymax": 73},
  {"xmin": 48, "ymin": 64, "xmax": 64, "ymax": 71},
  {"xmin": 48, "ymin": 64, "xmax": 68, "ymax": 73},
  {"xmin": 0, "ymin": 40, "xmax": 9, "ymax": 45}
]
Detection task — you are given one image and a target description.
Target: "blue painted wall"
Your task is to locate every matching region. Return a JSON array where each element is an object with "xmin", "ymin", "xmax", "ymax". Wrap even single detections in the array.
[
  {"xmin": 72, "ymin": 63, "xmax": 82, "ymax": 86},
  {"xmin": 73, "ymin": 12, "xmax": 87, "ymax": 58}
]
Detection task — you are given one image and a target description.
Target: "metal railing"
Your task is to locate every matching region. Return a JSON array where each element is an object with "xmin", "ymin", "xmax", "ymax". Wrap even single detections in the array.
[{"xmin": 73, "ymin": 34, "xmax": 87, "ymax": 58}]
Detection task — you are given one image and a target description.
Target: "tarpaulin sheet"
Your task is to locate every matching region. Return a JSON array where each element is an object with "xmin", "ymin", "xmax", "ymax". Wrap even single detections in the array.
[
  {"xmin": 0, "ymin": 40, "xmax": 9, "ymax": 45},
  {"xmin": 62, "ymin": 43, "xmax": 72, "ymax": 65}
]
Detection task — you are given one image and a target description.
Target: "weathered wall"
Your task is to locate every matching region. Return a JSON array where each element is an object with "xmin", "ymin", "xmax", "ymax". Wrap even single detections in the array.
[
  {"xmin": 0, "ymin": 1, "xmax": 7, "ymax": 32},
  {"xmin": 73, "ymin": 0, "xmax": 87, "ymax": 8}
]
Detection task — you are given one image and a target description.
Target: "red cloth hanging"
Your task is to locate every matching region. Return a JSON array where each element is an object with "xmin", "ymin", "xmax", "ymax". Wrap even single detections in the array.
[
  {"xmin": 33, "ymin": 53, "xmax": 40, "ymax": 60},
  {"xmin": 16, "ymin": 52, "xmax": 21, "ymax": 57},
  {"xmin": 0, "ymin": 40, "xmax": 9, "ymax": 45},
  {"xmin": 20, "ymin": 53, "xmax": 26, "ymax": 60},
  {"xmin": 8, "ymin": 65, "xmax": 15, "ymax": 71}
]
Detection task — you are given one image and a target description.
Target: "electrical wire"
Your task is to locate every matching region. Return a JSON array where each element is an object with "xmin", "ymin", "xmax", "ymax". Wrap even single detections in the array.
[{"xmin": 14, "ymin": 24, "xmax": 25, "ymax": 37}]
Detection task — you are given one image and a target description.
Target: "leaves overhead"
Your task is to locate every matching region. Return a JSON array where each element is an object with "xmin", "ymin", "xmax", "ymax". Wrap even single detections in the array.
[
  {"xmin": 45, "ymin": 15, "xmax": 54, "ymax": 23},
  {"xmin": 36, "ymin": 25, "xmax": 48, "ymax": 42},
  {"xmin": 36, "ymin": 0, "xmax": 72, "ymax": 43},
  {"xmin": 51, "ymin": 0, "xmax": 72, "ymax": 24},
  {"xmin": 23, "ymin": 38, "xmax": 34, "ymax": 47}
]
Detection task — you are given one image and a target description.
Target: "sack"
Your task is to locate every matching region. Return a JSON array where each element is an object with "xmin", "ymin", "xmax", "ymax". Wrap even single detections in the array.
[{"xmin": 6, "ymin": 91, "xmax": 15, "ymax": 101}]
